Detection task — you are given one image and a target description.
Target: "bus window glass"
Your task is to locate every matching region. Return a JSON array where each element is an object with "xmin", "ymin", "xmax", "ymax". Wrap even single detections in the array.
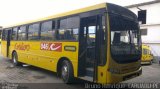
[
  {"xmin": 2, "ymin": 30, "xmax": 7, "ymax": 40},
  {"xmin": 12, "ymin": 27, "xmax": 18, "ymax": 40},
  {"xmin": 18, "ymin": 26, "xmax": 26, "ymax": 40},
  {"xmin": 28, "ymin": 23, "xmax": 40, "ymax": 40},
  {"xmin": 73, "ymin": 28, "xmax": 79, "ymax": 41},
  {"xmin": 88, "ymin": 26, "xmax": 96, "ymax": 46},
  {"xmin": 57, "ymin": 16, "xmax": 79, "ymax": 41},
  {"xmin": 58, "ymin": 28, "xmax": 79, "ymax": 41},
  {"xmin": 110, "ymin": 13, "xmax": 141, "ymax": 63},
  {"xmin": 41, "ymin": 21, "xmax": 55, "ymax": 40}
]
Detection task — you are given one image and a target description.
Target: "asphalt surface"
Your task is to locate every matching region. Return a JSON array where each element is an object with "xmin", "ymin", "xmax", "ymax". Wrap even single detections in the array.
[
  {"xmin": 124, "ymin": 63, "xmax": 160, "ymax": 83},
  {"xmin": 0, "ymin": 55, "xmax": 160, "ymax": 89},
  {"xmin": 0, "ymin": 56, "xmax": 87, "ymax": 89}
]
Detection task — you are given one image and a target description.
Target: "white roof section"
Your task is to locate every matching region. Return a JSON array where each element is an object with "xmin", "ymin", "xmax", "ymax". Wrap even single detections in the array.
[{"xmin": 126, "ymin": 0, "xmax": 160, "ymax": 8}]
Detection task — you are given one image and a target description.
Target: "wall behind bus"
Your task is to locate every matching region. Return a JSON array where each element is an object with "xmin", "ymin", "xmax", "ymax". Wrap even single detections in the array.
[{"xmin": 127, "ymin": 2, "xmax": 160, "ymax": 63}]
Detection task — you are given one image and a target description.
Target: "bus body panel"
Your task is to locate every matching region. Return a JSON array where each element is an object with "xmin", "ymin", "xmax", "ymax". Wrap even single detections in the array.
[
  {"xmin": 1, "ymin": 41, "xmax": 7, "ymax": 57},
  {"xmin": 106, "ymin": 58, "xmax": 141, "ymax": 83},
  {"xmin": 9, "ymin": 41, "xmax": 79, "ymax": 77},
  {"xmin": 98, "ymin": 55, "xmax": 141, "ymax": 83}
]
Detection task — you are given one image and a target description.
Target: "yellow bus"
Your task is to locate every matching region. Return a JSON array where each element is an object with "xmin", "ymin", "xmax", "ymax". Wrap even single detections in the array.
[
  {"xmin": 1, "ymin": 3, "xmax": 142, "ymax": 84},
  {"xmin": 141, "ymin": 45, "xmax": 153, "ymax": 64}
]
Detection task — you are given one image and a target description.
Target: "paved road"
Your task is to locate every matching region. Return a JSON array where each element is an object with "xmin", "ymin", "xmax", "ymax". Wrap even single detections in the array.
[
  {"xmin": 124, "ymin": 63, "xmax": 160, "ymax": 83},
  {"xmin": 0, "ymin": 55, "xmax": 160, "ymax": 89},
  {"xmin": 0, "ymin": 56, "xmax": 87, "ymax": 89}
]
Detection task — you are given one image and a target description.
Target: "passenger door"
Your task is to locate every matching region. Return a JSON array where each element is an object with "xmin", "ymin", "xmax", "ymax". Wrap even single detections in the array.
[
  {"xmin": 79, "ymin": 15, "xmax": 102, "ymax": 81},
  {"xmin": 6, "ymin": 30, "xmax": 11, "ymax": 57},
  {"xmin": 1, "ymin": 30, "xmax": 11, "ymax": 57}
]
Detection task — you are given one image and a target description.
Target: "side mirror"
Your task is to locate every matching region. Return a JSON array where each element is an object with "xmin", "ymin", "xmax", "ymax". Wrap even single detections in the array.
[{"xmin": 138, "ymin": 10, "xmax": 146, "ymax": 24}]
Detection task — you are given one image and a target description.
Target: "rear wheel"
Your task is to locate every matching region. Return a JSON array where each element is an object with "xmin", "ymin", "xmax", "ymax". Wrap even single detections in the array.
[
  {"xmin": 61, "ymin": 60, "xmax": 74, "ymax": 83},
  {"xmin": 12, "ymin": 52, "xmax": 21, "ymax": 66}
]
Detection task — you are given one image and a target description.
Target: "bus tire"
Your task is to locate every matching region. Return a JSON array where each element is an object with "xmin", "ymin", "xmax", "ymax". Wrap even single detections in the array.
[
  {"xmin": 61, "ymin": 60, "xmax": 74, "ymax": 83},
  {"xmin": 12, "ymin": 52, "xmax": 21, "ymax": 66}
]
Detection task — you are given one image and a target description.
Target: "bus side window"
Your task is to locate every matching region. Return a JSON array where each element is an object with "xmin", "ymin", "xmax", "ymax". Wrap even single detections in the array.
[
  {"xmin": 28, "ymin": 23, "xmax": 40, "ymax": 40},
  {"xmin": 40, "ymin": 21, "xmax": 56, "ymax": 40},
  {"xmin": 18, "ymin": 26, "xmax": 27, "ymax": 40},
  {"xmin": 58, "ymin": 18, "xmax": 67, "ymax": 40},
  {"xmin": 12, "ymin": 27, "xmax": 18, "ymax": 40},
  {"xmin": 2, "ymin": 30, "xmax": 7, "ymax": 40},
  {"xmin": 57, "ymin": 16, "xmax": 79, "ymax": 41}
]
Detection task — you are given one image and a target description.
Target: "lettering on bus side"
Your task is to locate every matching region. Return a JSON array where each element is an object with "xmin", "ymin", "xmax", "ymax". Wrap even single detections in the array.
[
  {"xmin": 64, "ymin": 46, "xmax": 76, "ymax": 52},
  {"xmin": 40, "ymin": 42, "xmax": 62, "ymax": 52},
  {"xmin": 14, "ymin": 43, "xmax": 30, "ymax": 51}
]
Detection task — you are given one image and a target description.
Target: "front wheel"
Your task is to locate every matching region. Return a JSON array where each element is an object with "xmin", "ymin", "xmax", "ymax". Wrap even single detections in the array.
[
  {"xmin": 12, "ymin": 52, "xmax": 22, "ymax": 66},
  {"xmin": 61, "ymin": 60, "xmax": 74, "ymax": 83}
]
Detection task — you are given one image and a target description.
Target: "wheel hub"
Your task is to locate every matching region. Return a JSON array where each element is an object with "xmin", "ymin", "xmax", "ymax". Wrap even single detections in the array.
[{"xmin": 62, "ymin": 65, "xmax": 68, "ymax": 79}]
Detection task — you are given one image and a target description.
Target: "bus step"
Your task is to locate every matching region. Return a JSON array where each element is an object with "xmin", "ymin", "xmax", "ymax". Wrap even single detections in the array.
[
  {"xmin": 79, "ymin": 76, "xmax": 93, "ymax": 82},
  {"xmin": 86, "ymin": 68, "xmax": 94, "ymax": 77}
]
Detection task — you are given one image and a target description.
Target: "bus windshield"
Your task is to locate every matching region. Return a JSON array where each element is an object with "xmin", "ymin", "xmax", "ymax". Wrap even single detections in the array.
[{"xmin": 110, "ymin": 13, "xmax": 141, "ymax": 63}]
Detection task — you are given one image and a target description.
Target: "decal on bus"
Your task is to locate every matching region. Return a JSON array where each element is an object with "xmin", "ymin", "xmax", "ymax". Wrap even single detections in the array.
[
  {"xmin": 40, "ymin": 42, "xmax": 62, "ymax": 52},
  {"xmin": 14, "ymin": 43, "xmax": 30, "ymax": 51}
]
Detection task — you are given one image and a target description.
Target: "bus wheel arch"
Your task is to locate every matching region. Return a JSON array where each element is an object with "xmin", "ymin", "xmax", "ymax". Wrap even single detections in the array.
[
  {"xmin": 12, "ymin": 50, "xmax": 16, "ymax": 58},
  {"xmin": 12, "ymin": 51, "xmax": 22, "ymax": 66},
  {"xmin": 57, "ymin": 57, "xmax": 74, "ymax": 83}
]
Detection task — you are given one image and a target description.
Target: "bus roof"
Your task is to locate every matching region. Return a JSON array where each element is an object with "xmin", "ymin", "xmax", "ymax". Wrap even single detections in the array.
[{"xmin": 4, "ymin": 3, "xmax": 106, "ymax": 28}]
